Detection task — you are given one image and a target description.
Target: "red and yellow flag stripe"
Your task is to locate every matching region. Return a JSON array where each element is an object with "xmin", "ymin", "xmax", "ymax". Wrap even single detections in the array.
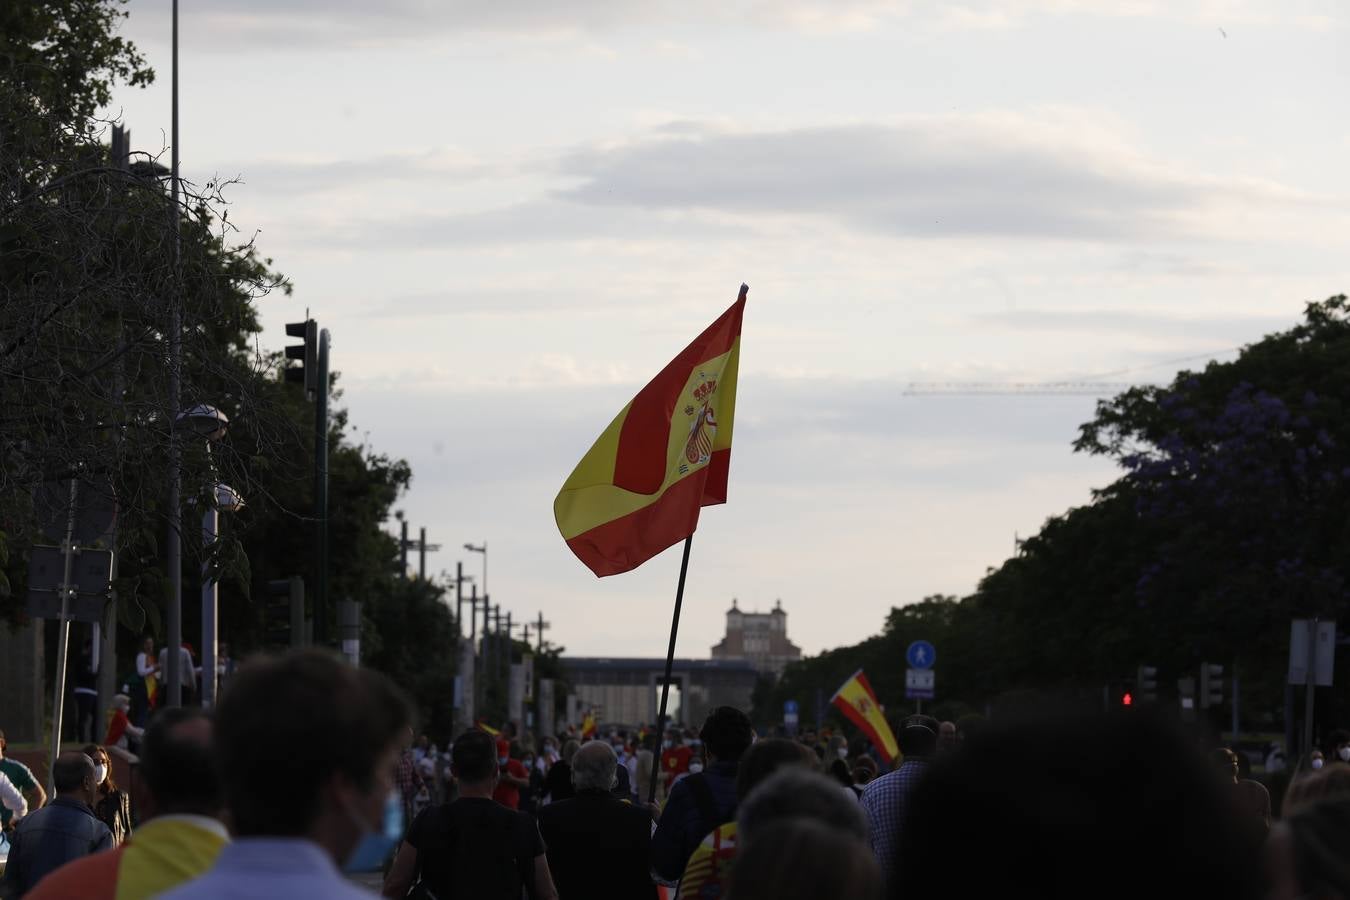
[
  {"xmin": 831, "ymin": 669, "xmax": 899, "ymax": 763},
  {"xmin": 554, "ymin": 286, "xmax": 746, "ymax": 577}
]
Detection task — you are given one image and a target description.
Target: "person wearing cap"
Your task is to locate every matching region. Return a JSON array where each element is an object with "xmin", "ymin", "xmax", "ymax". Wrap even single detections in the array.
[
  {"xmin": 859, "ymin": 714, "xmax": 939, "ymax": 886},
  {"xmin": 493, "ymin": 738, "xmax": 532, "ymax": 810}
]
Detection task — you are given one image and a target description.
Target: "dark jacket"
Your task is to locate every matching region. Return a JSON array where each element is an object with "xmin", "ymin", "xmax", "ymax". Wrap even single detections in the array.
[
  {"xmin": 649, "ymin": 761, "xmax": 738, "ymax": 882},
  {"xmin": 538, "ymin": 789, "xmax": 656, "ymax": 900},
  {"xmin": 0, "ymin": 796, "xmax": 112, "ymax": 897}
]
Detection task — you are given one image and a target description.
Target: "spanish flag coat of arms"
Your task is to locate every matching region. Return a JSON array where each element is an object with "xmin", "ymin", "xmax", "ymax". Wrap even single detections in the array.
[{"xmin": 554, "ymin": 286, "xmax": 746, "ymax": 577}]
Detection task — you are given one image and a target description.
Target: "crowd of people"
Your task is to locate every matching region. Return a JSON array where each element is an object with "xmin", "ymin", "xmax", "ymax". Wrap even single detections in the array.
[{"xmin": 4, "ymin": 647, "xmax": 1350, "ymax": 898}]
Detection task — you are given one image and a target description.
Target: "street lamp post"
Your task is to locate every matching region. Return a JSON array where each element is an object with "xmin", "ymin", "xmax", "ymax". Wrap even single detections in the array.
[
  {"xmin": 175, "ymin": 403, "xmax": 228, "ymax": 709},
  {"xmin": 202, "ymin": 482, "xmax": 243, "ymax": 708},
  {"xmin": 464, "ymin": 541, "xmax": 487, "ymax": 605}
]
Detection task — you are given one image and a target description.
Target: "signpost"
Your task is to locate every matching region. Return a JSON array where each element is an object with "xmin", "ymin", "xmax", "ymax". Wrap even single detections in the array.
[
  {"xmin": 905, "ymin": 640, "xmax": 936, "ymax": 711},
  {"xmin": 784, "ymin": 699, "xmax": 800, "ymax": 736},
  {"xmin": 1289, "ymin": 618, "xmax": 1337, "ymax": 755}
]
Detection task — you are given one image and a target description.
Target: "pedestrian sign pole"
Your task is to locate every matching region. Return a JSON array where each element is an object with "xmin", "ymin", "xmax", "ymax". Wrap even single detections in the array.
[{"xmin": 905, "ymin": 640, "xmax": 936, "ymax": 713}]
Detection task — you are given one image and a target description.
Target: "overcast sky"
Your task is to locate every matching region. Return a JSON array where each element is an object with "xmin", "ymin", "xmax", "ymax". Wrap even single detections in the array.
[{"xmin": 109, "ymin": 1, "xmax": 1348, "ymax": 660}]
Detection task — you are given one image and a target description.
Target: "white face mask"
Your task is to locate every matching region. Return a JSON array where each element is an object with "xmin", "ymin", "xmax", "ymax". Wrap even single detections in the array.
[
  {"xmin": 688, "ymin": 762, "xmax": 704, "ymax": 774},
  {"xmin": 837, "ymin": 747, "xmax": 849, "ymax": 760},
  {"xmin": 1339, "ymin": 747, "xmax": 1350, "ymax": 763},
  {"xmin": 1313, "ymin": 758, "xmax": 1325, "ymax": 770},
  {"xmin": 93, "ymin": 764, "xmax": 107, "ymax": 785},
  {"xmin": 662, "ymin": 740, "xmax": 672, "ymax": 749}
]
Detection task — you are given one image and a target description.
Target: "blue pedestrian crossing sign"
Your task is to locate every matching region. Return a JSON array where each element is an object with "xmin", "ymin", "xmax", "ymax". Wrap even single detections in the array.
[{"xmin": 906, "ymin": 640, "xmax": 936, "ymax": 670}]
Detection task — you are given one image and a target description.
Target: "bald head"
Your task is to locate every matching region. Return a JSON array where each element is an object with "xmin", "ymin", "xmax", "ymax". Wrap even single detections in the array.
[{"xmin": 572, "ymin": 740, "xmax": 618, "ymax": 792}]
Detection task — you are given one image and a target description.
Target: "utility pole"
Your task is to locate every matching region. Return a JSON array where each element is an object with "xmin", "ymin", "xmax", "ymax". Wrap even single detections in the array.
[
  {"xmin": 165, "ymin": 0, "xmax": 183, "ymax": 708},
  {"xmin": 455, "ymin": 562, "xmax": 464, "ymax": 634},
  {"xmin": 535, "ymin": 612, "xmax": 550, "ymax": 654},
  {"xmin": 400, "ymin": 519, "xmax": 409, "ymax": 579},
  {"xmin": 314, "ymin": 326, "xmax": 331, "ymax": 645}
]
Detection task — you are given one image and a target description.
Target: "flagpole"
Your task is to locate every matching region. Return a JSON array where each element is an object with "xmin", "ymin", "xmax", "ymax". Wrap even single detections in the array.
[{"xmin": 648, "ymin": 534, "xmax": 694, "ymax": 805}]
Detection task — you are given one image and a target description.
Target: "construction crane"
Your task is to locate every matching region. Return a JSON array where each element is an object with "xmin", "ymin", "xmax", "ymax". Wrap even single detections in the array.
[{"xmin": 901, "ymin": 381, "xmax": 1144, "ymax": 396}]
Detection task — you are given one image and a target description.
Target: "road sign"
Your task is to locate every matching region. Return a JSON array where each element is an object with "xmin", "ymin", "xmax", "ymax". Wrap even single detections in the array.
[
  {"xmin": 1289, "ymin": 619, "xmax": 1336, "ymax": 687},
  {"xmin": 905, "ymin": 668, "xmax": 935, "ymax": 700},
  {"xmin": 25, "ymin": 546, "xmax": 113, "ymax": 623},
  {"xmin": 906, "ymin": 640, "xmax": 936, "ymax": 670}
]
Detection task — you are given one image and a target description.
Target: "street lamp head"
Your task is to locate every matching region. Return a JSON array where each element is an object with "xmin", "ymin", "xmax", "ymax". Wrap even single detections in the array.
[
  {"xmin": 176, "ymin": 404, "xmax": 229, "ymax": 441},
  {"xmin": 465, "ymin": 543, "xmax": 485, "ymax": 554},
  {"xmin": 214, "ymin": 483, "xmax": 245, "ymax": 512}
]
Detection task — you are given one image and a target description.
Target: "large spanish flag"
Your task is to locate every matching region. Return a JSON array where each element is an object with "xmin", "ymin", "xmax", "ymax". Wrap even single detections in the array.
[
  {"xmin": 554, "ymin": 285, "xmax": 746, "ymax": 577},
  {"xmin": 831, "ymin": 669, "xmax": 899, "ymax": 764}
]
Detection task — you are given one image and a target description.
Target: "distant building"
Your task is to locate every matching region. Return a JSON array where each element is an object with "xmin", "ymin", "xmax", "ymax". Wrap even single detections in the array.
[{"xmin": 710, "ymin": 599, "xmax": 801, "ymax": 676}]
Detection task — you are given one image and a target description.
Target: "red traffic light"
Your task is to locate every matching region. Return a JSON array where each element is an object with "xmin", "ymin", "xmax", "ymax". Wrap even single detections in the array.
[{"xmin": 1122, "ymin": 692, "xmax": 1133, "ymax": 707}]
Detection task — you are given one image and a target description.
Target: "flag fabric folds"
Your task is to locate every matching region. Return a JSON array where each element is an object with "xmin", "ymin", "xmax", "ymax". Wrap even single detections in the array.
[
  {"xmin": 476, "ymin": 720, "xmax": 501, "ymax": 737},
  {"xmin": 554, "ymin": 285, "xmax": 747, "ymax": 577},
  {"xmin": 581, "ymin": 710, "xmax": 598, "ymax": 739},
  {"xmin": 830, "ymin": 669, "xmax": 899, "ymax": 763}
]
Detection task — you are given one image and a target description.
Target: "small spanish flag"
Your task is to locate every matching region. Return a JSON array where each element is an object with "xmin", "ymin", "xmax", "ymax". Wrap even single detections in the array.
[
  {"xmin": 477, "ymin": 720, "xmax": 500, "ymax": 737},
  {"xmin": 554, "ymin": 286, "xmax": 746, "ymax": 577},
  {"xmin": 581, "ymin": 710, "xmax": 598, "ymax": 739},
  {"xmin": 831, "ymin": 669, "xmax": 899, "ymax": 764}
]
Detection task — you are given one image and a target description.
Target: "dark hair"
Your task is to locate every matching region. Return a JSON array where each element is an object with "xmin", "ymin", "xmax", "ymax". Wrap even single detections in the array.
[
  {"xmin": 1283, "ymin": 798, "xmax": 1350, "ymax": 898},
  {"xmin": 53, "ymin": 751, "xmax": 94, "ymax": 793},
  {"xmin": 453, "ymin": 730, "xmax": 499, "ymax": 783},
  {"xmin": 81, "ymin": 743, "xmax": 118, "ymax": 795},
  {"xmin": 896, "ymin": 710, "xmax": 1261, "ymax": 899},
  {"xmin": 699, "ymin": 706, "xmax": 754, "ymax": 763},
  {"xmin": 737, "ymin": 768, "xmax": 869, "ymax": 845},
  {"xmin": 139, "ymin": 707, "xmax": 220, "ymax": 816},
  {"xmin": 735, "ymin": 738, "xmax": 815, "ymax": 802},
  {"xmin": 897, "ymin": 714, "xmax": 939, "ymax": 758},
  {"xmin": 215, "ymin": 649, "xmax": 412, "ymax": 836},
  {"xmin": 728, "ymin": 818, "xmax": 881, "ymax": 900},
  {"xmin": 1285, "ymin": 765, "xmax": 1350, "ymax": 815}
]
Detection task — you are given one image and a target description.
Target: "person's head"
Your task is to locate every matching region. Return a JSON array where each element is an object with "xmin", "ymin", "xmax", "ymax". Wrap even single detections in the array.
[
  {"xmin": 852, "ymin": 755, "xmax": 879, "ymax": 785},
  {"xmin": 0, "ymin": 728, "xmax": 7, "ymax": 758},
  {"xmin": 572, "ymin": 741, "xmax": 618, "ymax": 792},
  {"xmin": 53, "ymin": 751, "xmax": 98, "ymax": 807},
  {"xmin": 112, "ymin": 693, "xmax": 131, "ymax": 714},
  {"xmin": 1311, "ymin": 750, "xmax": 1327, "ymax": 770},
  {"xmin": 699, "ymin": 706, "xmax": 754, "ymax": 764},
  {"xmin": 1284, "ymin": 764, "xmax": 1350, "ymax": 816},
  {"xmin": 219, "ymin": 641, "xmax": 230, "ymax": 658},
  {"xmin": 1329, "ymin": 730, "xmax": 1350, "ymax": 764},
  {"xmin": 737, "ymin": 768, "xmax": 869, "ymax": 846},
  {"xmin": 955, "ymin": 713, "xmax": 985, "ymax": 743},
  {"xmin": 727, "ymin": 817, "xmax": 881, "ymax": 900},
  {"xmin": 561, "ymin": 739, "xmax": 581, "ymax": 765},
  {"xmin": 214, "ymin": 649, "xmax": 412, "ymax": 862},
  {"xmin": 1211, "ymin": 747, "xmax": 1240, "ymax": 783},
  {"xmin": 664, "ymin": 728, "xmax": 679, "ymax": 750},
  {"xmin": 81, "ymin": 744, "xmax": 116, "ymax": 795},
  {"xmin": 142, "ymin": 636, "xmax": 154, "ymax": 654},
  {"xmin": 541, "ymin": 735, "xmax": 557, "ymax": 755},
  {"xmin": 898, "ymin": 710, "xmax": 1261, "ymax": 899},
  {"xmin": 452, "ymin": 730, "xmax": 499, "ymax": 787},
  {"xmin": 938, "ymin": 720, "xmax": 958, "ymax": 751},
  {"xmin": 495, "ymin": 738, "xmax": 511, "ymax": 766},
  {"xmin": 735, "ymin": 738, "xmax": 816, "ymax": 803},
  {"xmin": 1267, "ymin": 798, "xmax": 1350, "ymax": 900},
  {"xmin": 136, "ymin": 707, "xmax": 221, "ymax": 820},
  {"xmin": 897, "ymin": 714, "xmax": 940, "ymax": 760}
]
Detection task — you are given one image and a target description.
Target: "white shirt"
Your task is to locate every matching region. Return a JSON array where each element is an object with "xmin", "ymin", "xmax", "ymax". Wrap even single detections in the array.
[
  {"xmin": 136, "ymin": 651, "xmax": 157, "ymax": 678},
  {"xmin": 158, "ymin": 646, "xmax": 199, "ymax": 688},
  {"xmin": 0, "ymin": 770, "xmax": 27, "ymax": 821}
]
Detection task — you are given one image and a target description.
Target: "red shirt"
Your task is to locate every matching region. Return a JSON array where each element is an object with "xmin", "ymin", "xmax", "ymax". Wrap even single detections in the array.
[
  {"xmin": 493, "ymin": 758, "xmax": 530, "ymax": 809},
  {"xmin": 661, "ymin": 746, "xmax": 692, "ymax": 781}
]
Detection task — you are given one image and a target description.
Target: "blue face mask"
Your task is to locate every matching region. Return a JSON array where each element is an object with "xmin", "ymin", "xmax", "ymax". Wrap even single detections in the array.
[{"xmin": 343, "ymin": 790, "xmax": 403, "ymax": 873}]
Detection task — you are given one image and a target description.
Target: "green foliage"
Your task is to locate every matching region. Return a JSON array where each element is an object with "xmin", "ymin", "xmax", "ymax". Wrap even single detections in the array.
[
  {"xmin": 759, "ymin": 296, "xmax": 1350, "ymax": 743},
  {"xmin": 0, "ymin": 0, "xmax": 457, "ymax": 735}
]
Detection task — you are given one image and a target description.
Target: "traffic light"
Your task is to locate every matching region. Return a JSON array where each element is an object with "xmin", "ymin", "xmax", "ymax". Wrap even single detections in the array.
[
  {"xmin": 1137, "ymin": 664, "xmax": 1159, "ymax": 703},
  {"xmin": 264, "ymin": 576, "xmax": 305, "ymax": 649},
  {"xmin": 284, "ymin": 319, "xmax": 318, "ymax": 400},
  {"xmin": 1199, "ymin": 662, "xmax": 1225, "ymax": 709},
  {"xmin": 1121, "ymin": 691, "xmax": 1133, "ymax": 707}
]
